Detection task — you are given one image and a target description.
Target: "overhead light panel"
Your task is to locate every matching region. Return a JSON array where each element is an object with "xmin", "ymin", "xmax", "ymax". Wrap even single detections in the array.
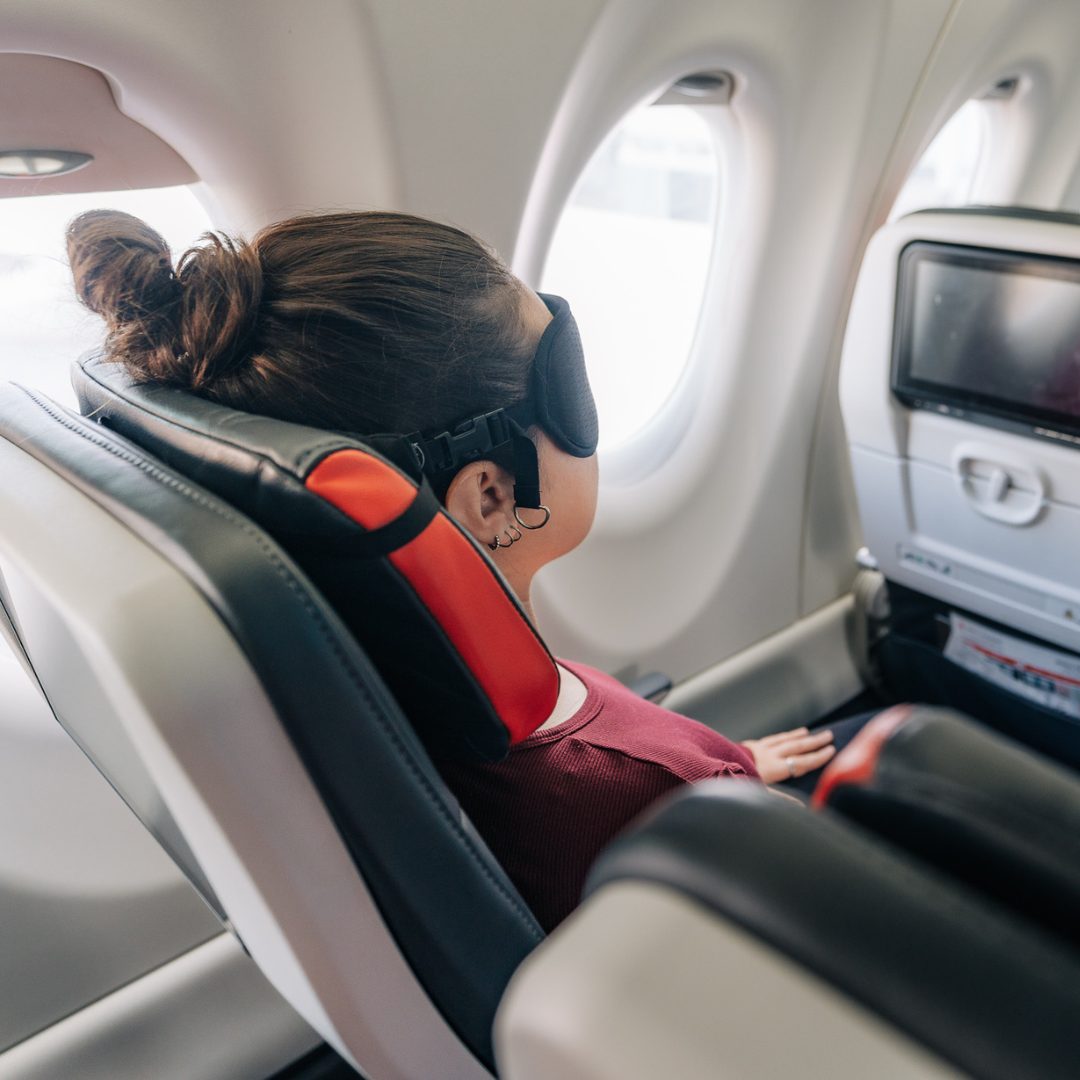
[{"xmin": 0, "ymin": 150, "xmax": 93, "ymax": 178}]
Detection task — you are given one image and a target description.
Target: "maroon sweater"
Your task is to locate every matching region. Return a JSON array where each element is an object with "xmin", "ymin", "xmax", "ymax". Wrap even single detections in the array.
[{"xmin": 437, "ymin": 660, "xmax": 759, "ymax": 931}]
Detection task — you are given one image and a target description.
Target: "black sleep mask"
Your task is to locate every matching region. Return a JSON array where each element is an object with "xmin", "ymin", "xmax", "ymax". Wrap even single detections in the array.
[{"xmin": 401, "ymin": 292, "xmax": 598, "ymax": 509}]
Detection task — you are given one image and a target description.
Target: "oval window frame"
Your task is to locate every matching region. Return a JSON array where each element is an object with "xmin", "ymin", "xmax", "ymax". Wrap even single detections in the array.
[
  {"xmin": 538, "ymin": 81, "xmax": 735, "ymax": 480},
  {"xmin": 890, "ymin": 73, "xmax": 1036, "ymax": 222}
]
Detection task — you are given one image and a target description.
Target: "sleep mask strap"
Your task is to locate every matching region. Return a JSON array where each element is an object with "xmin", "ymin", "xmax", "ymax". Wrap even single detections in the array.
[
  {"xmin": 403, "ymin": 407, "xmax": 545, "ymax": 509},
  {"xmin": 396, "ymin": 292, "xmax": 596, "ymax": 508}
]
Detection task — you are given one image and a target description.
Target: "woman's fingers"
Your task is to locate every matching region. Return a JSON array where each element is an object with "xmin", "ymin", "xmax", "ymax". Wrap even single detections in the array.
[
  {"xmin": 756, "ymin": 727, "xmax": 809, "ymax": 747},
  {"xmin": 790, "ymin": 744, "xmax": 836, "ymax": 776},
  {"xmin": 771, "ymin": 729, "xmax": 834, "ymax": 756},
  {"xmin": 742, "ymin": 728, "xmax": 839, "ymax": 783}
]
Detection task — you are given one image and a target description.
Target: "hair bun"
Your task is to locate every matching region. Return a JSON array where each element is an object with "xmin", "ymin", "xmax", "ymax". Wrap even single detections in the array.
[
  {"xmin": 67, "ymin": 210, "xmax": 263, "ymax": 390},
  {"xmin": 176, "ymin": 233, "xmax": 263, "ymax": 388},
  {"xmin": 67, "ymin": 209, "xmax": 180, "ymax": 327}
]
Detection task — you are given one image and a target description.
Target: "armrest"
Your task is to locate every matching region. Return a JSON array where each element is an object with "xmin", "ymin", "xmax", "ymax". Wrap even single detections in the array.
[
  {"xmin": 815, "ymin": 705, "xmax": 1080, "ymax": 948},
  {"xmin": 585, "ymin": 781, "xmax": 1080, "ymax": 1080}
]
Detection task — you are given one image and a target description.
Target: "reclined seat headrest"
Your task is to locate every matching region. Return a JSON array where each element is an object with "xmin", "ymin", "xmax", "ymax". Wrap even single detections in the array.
[{"xmin": 73, "ymin": 355, "xmax": 559, "ymax": 763}]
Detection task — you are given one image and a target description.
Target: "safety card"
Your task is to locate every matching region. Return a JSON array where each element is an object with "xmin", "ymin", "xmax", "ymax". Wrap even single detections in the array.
[{"xmin": 944, "ymin": 612, "xmax": 1080, "ymax": 720}]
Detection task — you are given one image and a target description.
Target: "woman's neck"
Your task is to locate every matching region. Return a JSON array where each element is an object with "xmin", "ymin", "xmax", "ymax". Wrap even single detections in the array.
[
  {"xmin": 497, "ymin": 559, "xmax": 536, "ymax": 624},
  {"xmin": 538, "ymin": 663, "xmax": 588, "ymax": 731}
]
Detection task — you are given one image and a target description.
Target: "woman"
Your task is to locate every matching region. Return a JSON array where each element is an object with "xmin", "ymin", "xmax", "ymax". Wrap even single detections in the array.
[{"xmin": 68, "ymin": 208, "xmax": 844, "ymax": 929}]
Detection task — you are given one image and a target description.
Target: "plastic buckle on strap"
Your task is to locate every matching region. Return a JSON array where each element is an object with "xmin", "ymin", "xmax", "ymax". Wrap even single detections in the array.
[{"xmin": 415, "ymin": 411, "xmax": 511, "ymax": 475}]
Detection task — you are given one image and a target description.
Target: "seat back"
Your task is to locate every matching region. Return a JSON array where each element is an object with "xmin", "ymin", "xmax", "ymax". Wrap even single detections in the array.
[
  {"xmin": 0, "ymin": 383, "xmax": 543, "ymax": 1076},
  {"xmin": 839, "ymin": 208, "xmax": 1080, "ymax": 654}
]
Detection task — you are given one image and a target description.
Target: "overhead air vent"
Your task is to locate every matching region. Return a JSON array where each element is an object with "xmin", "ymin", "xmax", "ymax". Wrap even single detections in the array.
[
  {"xmin": 0, "ymin": 151, "xmax": 93, "ymax": 178},
  {"xmin": 654, "ymin": 71, "xmax": 734, "ymax": 106},
  {"xmin": 981, "ymin": 76, "xmax": 1020, "ymax": 100}
]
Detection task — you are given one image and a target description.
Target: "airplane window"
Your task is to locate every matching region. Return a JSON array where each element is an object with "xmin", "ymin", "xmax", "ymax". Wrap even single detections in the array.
[
  {"xmin": 0, "ymin": 186, "xmax": 214, "ymax": 408},
  {"xmin": 541, "ymin": 104, "xmax": 719, "ymax": 450},
  {"xmin": 890, "ymin": 100, "xmax": 989, "ymax": 220}
]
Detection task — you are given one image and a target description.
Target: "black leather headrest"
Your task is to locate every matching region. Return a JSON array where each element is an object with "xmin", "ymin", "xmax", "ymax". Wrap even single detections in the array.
[
  {"xmin": 73, "ymin": 355, "xmax": 560, "ymax": 762},
  {"xmin": 75, "ymin": 354, "xmax": 424, "ymax": 545}
]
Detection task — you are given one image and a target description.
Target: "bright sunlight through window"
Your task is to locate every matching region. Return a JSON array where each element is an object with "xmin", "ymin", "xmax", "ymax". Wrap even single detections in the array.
[
  {"xmin": 541, "ymin": 104, "xmax": 719, "ymax": 451},
  {"xmin": 0, "ymin": 186, "xmax": 214, "ymax": 408},
  {"xmin": 890, "ymin": 100, "xmax": 989, "ymax": 221}
]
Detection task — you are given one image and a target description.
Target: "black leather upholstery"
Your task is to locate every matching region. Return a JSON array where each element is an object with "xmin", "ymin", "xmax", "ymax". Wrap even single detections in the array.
[
  {"xmin": 75, "ymin": 356, "xmax": 423, "ymax": 540},
  {"xmin": 824, "ymin": 706, "xmax": 1080, "ymax": 950},
  {"xmin": 0, "ymin": 383, "xmax": 543, "ymax": 1068},
  {"xmin": 587, "ymin": 781, "xmax": 1080, "ymax": 1080},
  {"xmin": 73, "ymin": 355, "xmax": 550, "ymax": 763}
]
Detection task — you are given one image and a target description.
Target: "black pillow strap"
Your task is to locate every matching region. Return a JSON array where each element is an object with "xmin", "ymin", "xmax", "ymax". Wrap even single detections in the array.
[{"xmin": 283, "ymin": 473, "xmax": 441, "ymax": 559}]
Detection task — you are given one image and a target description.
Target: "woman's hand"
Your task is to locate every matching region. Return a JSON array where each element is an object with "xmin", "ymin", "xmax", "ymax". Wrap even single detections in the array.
[{"xmin": 740, "ymin": 727, "xmax": 836, "ymax": 783}]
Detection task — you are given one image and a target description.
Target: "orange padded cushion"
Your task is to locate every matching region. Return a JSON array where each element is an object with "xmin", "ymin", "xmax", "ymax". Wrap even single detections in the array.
[
  {"xmin": 305, "ymin": 449, "xmax": 418, "ymax": 527},
  {"xmin": 306, "ymin": 449, "xmax": 558, "ymax": 743}
]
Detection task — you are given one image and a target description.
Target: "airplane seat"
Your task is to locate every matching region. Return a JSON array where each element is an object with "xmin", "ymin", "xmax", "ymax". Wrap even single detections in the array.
[
  {"xmin": 0, "ymin": 377, "xmax": 547, "ymax": 1077},
  {"xmin": 839, "ymin": 207, "xmax": 1080, "ymax": 771},
  {"xmin": 494, "ymin": 780, "xmax": 1080, "ymax": 1080},
  {"xmin": 812, "ymin": 703, "xmax": 1080, "ymax": 951}
]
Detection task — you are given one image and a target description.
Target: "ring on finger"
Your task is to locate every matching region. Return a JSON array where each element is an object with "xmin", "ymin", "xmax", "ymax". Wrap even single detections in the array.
[{"xmin": 786, "ymin": 756, "xmax": 796, "ymax": 779}]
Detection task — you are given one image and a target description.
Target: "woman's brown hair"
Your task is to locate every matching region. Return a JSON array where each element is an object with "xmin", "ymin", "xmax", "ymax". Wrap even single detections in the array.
[{"xmin": 66, "ymin": 209, "xmax": 535, "ymax": 436}]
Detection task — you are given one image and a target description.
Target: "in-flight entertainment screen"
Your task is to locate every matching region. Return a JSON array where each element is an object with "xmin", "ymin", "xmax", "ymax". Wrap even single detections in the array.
[{"xmin": 893, "ymin": 241, "xmax": 1080, "ymax": 441}]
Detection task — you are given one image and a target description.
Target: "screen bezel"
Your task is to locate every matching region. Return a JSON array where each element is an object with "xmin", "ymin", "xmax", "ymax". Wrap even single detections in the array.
[{"xmin": 892, "ymin": 240, "xmax": 1080, "ymax": 444}]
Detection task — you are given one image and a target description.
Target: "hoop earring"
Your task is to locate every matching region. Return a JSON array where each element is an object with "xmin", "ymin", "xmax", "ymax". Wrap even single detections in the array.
[
  {"xmin": 505, "ymin": 525, "xmax": 523, "ymax": 544},
  {"xmin": 513, "ymin": 504, "xmax": 551, "ymax": 531},
  {"xmin": 487, "ymin": 534, "xmax": 502, "ymax": 551}
]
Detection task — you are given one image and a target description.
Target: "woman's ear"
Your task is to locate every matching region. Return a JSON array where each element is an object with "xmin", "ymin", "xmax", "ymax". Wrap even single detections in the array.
[{"xmin": 444, "ymin": 460, "xmax": 516, "ymax": 546}]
